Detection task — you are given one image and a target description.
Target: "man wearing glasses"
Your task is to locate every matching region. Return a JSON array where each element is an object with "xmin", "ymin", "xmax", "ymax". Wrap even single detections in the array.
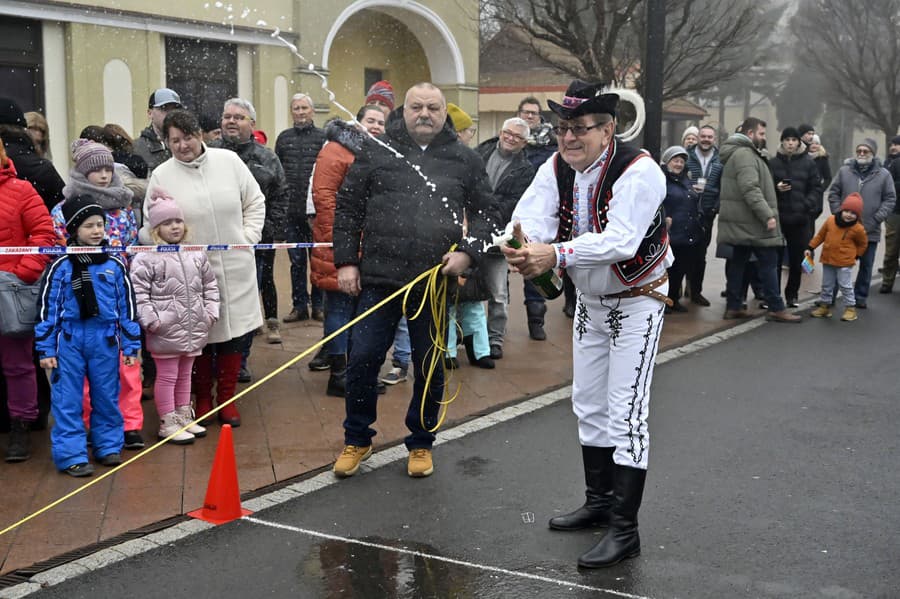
[
  {"xmin": 476, "ymin": 117, "xmax": 535, "ymax": 359},
  {"xmin": 826, "ymin": 138, "xmax": 896, "ymax": 307},
  {"xmin": 134, "ymin": 88, "xmax": 182, "ymax": 173},
  {"xmin": 502, "ymin": 80, "xmax": 670, "ymax": 569},
  {"xmin": 518, "ymin": 96, "xmax": 557, "ymax": 170}
]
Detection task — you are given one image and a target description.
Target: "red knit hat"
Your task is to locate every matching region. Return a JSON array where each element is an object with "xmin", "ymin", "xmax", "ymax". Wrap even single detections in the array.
[
  {"xmin": 365, "ymin": 80, "xmax": 395, "ymax": 111},
  {"xmin": 840, "ymin": 193, "xmax": 863, "ymax": 218}
]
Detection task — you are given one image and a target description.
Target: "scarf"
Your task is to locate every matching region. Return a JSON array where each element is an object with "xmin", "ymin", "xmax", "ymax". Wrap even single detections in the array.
[
  {"xmin": 68, "ymin": 239, "xmax": 110, "ymax": 319},
  {"xmin": 63, "ymin": 170, "xmax": 133, "ymax": 211}
]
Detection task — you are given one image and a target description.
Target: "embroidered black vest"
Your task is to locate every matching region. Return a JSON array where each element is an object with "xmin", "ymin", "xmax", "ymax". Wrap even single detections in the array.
[{"xmin": 553, "ymin": 138, "xmax": 669, "ymax": 285}]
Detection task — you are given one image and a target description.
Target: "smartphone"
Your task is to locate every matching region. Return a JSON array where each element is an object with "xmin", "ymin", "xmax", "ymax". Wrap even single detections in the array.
[{"xmin": 781, "ymin": 178, "xmax": 792, "ymax": 185}]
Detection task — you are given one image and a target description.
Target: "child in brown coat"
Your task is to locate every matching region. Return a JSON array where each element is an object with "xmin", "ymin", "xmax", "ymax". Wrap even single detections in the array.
[{"xmin": 806, "ymin": 193, "xmax": 868, "ymax": 321}]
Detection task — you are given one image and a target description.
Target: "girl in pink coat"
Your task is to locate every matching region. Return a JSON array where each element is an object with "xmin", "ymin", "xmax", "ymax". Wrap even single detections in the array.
[{"xmin": 130, "ymin": 190, "xmax": 219, "ymax": 443}]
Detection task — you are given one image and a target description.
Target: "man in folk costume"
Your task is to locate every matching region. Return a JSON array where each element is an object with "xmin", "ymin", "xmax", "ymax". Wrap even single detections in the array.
[{"xmin": 502, "ymin": 80, "xmax": 671, "ymax": 568}]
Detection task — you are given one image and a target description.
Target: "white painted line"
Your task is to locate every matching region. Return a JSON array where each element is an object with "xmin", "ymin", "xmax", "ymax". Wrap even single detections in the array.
[
  {"xmin": 1, "ymin": 314, "xmax": 772, "ymax": 597},
  {"xmin": 243, "ymin": 515, "xmax": 658, "ymax": 599}
]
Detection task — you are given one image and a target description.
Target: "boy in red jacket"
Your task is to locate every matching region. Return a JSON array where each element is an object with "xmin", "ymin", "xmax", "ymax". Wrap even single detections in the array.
[{"xmin": 806, "ymin": 193, "xmax": 868, "ymax": 321}]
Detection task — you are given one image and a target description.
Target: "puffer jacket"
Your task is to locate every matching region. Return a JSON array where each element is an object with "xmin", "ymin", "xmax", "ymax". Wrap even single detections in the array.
[
  {"xmin": 129, "ymin": 251, "xmax": 220, "ymax": 357},
  {"xmin": 826, "ymin": 158, "xmax": 896, "ymax": 242},
  {"xmin": 132, "ymin": 126, "xmax": 170, "ymax": 174},
  {"xmin": 0, "ymin": 158, "xmax": 55, "ymax": 283},
  {"xmin": 717, "ymin": 133, "xmax": 783, "ymax": 247},
  {"xmin": 1, "ymin": 131, "xmax": 65, "ymax": 210},
  {"xmin": 35, "ymin": 254, "xmax": 141, "ymax": 359},
  {"xmin": 333, "ymin": 113, "xmax": 497, "ymax": 289},
  {"xmin": 211, "ymin": 137, "xmax": 289, "ymax": 242},
  {"xmin": 768, "ymin": 145, "xmax": 823, "ymax": 224},
  {"xmin": 274, "ymin": 122, "xmax": 325, "ymax": 222},
  {"xmin": 310, "ymin": 120, "xmax": 367, "ymax": 291},
  {"xmin": 808, "ymin": 215, "xmax": 868, "ymax": 267},
  {"xmin": 662, "ymin": 166, "xmax": 704, "ymax": 246}
]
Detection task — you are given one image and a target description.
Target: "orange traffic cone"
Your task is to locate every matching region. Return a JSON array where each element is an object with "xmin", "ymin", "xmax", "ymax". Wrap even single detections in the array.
[{"xmin": 188, "ymin": 424, "xmax": 252, "ymax": 525}]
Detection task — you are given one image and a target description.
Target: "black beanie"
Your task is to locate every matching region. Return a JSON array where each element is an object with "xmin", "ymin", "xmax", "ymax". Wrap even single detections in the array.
[
  {"xmin": 781, "ymin": 127, "xmax": 801, "ymax": 141},
  {"xmin": 0, "ymin": 97, "xmax": 26, "ymax": 127},
  {"xmin": 62, "ymin": 195, "xmax": 106, "ymax": 238},
  {"xmin": 892, "ymin": 135, "xmax": 900, "ymax": 146},
  {"xmin": 797, "ymin": 123, "xmax": 815, "ymax": 138}
]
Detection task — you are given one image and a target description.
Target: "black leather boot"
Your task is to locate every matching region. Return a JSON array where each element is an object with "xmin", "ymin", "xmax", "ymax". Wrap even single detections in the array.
[
  {"xmin": 5, "ymin": 418, "xmax": 31, "ymax": 462},
  {"xmin": 326, "ymin": 355, "xmax": 347, "ymax": 397},
  {"xmin": 549, "ymin": 446, "xmax": 614, "ymax": 531},
  {"xmin": 525, "ymin": 301, "xmax": 547, "ymax": 341},
  {"xmin": 578, "ymin": 465, "xmax": 646, "ymax": 568}
]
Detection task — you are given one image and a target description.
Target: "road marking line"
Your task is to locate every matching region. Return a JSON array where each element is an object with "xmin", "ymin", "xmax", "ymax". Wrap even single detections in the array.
[{"xmin": 243, "ymin": 515, "xmax": 658, "ymax": 599}]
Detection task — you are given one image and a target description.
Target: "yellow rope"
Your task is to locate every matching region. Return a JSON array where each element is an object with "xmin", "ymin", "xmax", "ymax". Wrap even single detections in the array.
[{"xmin": 0, "ymin": 260, "xmax": 455, "ymax": 539}]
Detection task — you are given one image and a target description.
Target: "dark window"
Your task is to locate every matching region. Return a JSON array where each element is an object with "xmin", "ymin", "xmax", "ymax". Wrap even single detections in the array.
[
  {"xmin": 165, "ymin": 37, "xmax": 237, "ymax": 119},
  {"xmin": 0, "ymin": 17, "xmax": 44, "ymax": 112},
  {"xmin": 364, "ymin": 68, "xmax": 384, "ymax": 95}
]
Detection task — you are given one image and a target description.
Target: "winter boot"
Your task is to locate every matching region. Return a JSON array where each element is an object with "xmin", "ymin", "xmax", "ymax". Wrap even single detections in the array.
[
  {"xmin": 549, "ymin": 446, "xmax": 614, "ymax": 531},
  {"xmin": 525, "ymin": 301, "xmax": 547, "ymax": 341},
  {"xmin": 215, "ymin": 352, "xmax": 243, "ymax": 427},
  {"xmin": 308, "ymin": 344, "xmax": 331, "ymax": 371},
  {"xmin": 265, "ymin": 318, "xmax": 282, "ymax": 344},
  {"xmin": 193, "ymin": 352, "xmax": 216, "ymax": 425},
  {"xmin": 175, "ymin": 405, "xmax": 207, "ymax": 437},
  {"xmin": 158, "ymin": 412, "xmax": 195, "ymax": 445},
  {"xmin": 577, "ymin": 465, "xmax": 647, "ymax": 568},
  {"xmin": 326, "ymin": 354, "xmax": 347, "ymax": 398},
  {"xmin": 5, "ymin": 418, "xmax": 32, "ymax": 462},
  {"xmin": 841, "ymin": 306, "xmax": 858, "ymax": 322},
  {"xmin": 810, "ymin": 304, "xmax": 832, "ymax": 319}
]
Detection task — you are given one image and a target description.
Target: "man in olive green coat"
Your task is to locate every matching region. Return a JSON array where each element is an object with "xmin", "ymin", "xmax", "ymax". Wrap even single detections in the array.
[{"xmin": 717, "ymin": 117, "xmax": 801, "ymax": 323}]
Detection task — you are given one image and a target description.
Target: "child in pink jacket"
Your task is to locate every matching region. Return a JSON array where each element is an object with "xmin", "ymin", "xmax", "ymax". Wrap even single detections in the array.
[{"xmin": 130, "ymin": 190, "xmax": 219, "ymax": 443}]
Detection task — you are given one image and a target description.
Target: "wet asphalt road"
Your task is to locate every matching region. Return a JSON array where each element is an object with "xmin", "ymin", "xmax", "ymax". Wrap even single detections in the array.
[{"xmin": 32, "ymin": 294, "xmax": 900, "ymax": 598}]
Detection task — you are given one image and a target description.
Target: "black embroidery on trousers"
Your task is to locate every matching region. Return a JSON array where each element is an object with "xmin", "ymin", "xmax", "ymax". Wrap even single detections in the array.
[
  {"xmin": 575, "ymin": 291, "xmax": 590, "ymax": 341},
  {"xmin": 600, "ymin": 298, "xmax": 628, "ymax": 347},
  {"xmin": 626, "ymin": 304, "xmax": 664, "ymax": 464}
]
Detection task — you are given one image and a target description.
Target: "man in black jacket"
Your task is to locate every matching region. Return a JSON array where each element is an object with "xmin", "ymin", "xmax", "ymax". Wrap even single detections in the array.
[
  {"xmin": 476, "ymin": 117, "xmax": 535, "ymax": 359},
  {"xmin": 331, "ymin": 83, "xmax": 496, "ymax": 479},
  {"xmin": 275, "ymin": 93, "xmax": 325, "ymax": 322},
  {"xmin": 0, "ymin": 97, "xmax": 64, "ymax": 211},
  {"xmin": 879, "ymin": 135, "xmax": 900, "ymax": 293},
  {"xmin": 133, "ymin": 88, "xmax": 182, "ymax": 174},
  {"xmin": 768, "ymin": 126, "xmax": 823, "ymax": 306}
]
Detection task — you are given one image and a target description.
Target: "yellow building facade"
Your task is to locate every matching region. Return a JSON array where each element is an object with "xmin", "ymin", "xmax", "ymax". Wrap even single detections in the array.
[{"xmin": 0, "ymin": 0, "xmax": 480, "ymax": 172}]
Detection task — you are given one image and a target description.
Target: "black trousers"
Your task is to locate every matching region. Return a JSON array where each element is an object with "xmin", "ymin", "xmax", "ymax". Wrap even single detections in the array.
[
  {"xmin": 777, "ymin": 221, "xmax": 812, "ymax": 301},
  {"xmin": 668, "ymin": 243, "xmax": 706, "ymax": 300}
]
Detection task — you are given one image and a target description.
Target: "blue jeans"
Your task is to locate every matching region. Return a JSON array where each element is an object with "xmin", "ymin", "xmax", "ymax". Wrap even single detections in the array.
[
  {"xmin": 523, "ymin": 279, "xmax": 544, "ymax": 304},
  {"xmin": 391, "ymin": 317, "xmax": 411, "ymax": 367},
  {"xmin": 854, "ymin": 241, "xmax": 878, "ymax": 303},
  {"xmin": 725, "ymin": 246, "xmax": 785, "ymax": 312},
  {"xmin": 343, "ymin": 287, "xmax": 444, "ymax": 450},
  {"xmin": 324, "ymin": 290, "xmax": 355, "ymax": 356},
  {"xmin": 285, "ymin": 219, "xmax": 323, "ymax": 311}
]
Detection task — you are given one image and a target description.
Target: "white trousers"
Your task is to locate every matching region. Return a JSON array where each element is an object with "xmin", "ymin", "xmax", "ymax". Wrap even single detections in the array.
[{"xmin": 571, "ymin": 284, "xmax": 667, "ymax": 470}]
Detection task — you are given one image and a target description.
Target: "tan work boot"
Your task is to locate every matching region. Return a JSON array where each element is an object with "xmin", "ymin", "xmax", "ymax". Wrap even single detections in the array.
[
  {"xmin": 810, "ymin": 304, "xmax": 832, "ymax": 318},
  {"xmin": 333, "ymin": 445, "xmax": 372, "ymax": 477},
  {"xmin": 266, "ymin": 318, "xmax": 282, "ymax": 344},
  {"xmin": 158, "ymin": 412, "xmax": 195, "ymax": 445},
  {"xmin": 841, "ymin": 306, "xmax": 858, "ymax": 321},
  {"xmin": 766, "ymin": 309, "xmax": 802, "ymax": 323},
  {"xmin": 407, "ymin": 448, "xmax": 434, "ymax": 478}
]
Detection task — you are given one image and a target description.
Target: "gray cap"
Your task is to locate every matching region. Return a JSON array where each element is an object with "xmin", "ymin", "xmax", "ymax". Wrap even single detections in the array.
[
  {"xmin": 661, "ymin": 145, "xmax": 689, "ymax": 166},
  {"xmin": 148, "ymin": 88, "xmax": 182, "ymax": 109}
]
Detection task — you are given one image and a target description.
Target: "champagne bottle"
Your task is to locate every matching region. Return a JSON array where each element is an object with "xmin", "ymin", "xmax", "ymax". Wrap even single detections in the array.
[{"xmin": 505, "ymin": 236, "xmax": 564, "ymax": 300}]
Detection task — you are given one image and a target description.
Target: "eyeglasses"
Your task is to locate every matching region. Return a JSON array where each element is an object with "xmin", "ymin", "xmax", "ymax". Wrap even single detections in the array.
[
  {"xmin": 519, "ymin": 110, "xmax": 540, "ymax": 117},
  {"xmin": 552, "ymin": 123, "xmax": 604, "ymax": 137},
  {"xmin": 222, "ymin": 114, "xmax": 249, "ymax": 122},
  {"xmin": 501, "ymin": 129, "xmax": 526, "ymax": 143},
  {"xmin": 856, "ymin": 148, "xmax": 872, "ymax": 155}
]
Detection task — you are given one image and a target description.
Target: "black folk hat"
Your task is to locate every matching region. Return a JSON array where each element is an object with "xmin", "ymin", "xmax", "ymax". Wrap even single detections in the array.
[{"xmin": 547, "ymin": 80, "xmax": 619, "ymax": 121}]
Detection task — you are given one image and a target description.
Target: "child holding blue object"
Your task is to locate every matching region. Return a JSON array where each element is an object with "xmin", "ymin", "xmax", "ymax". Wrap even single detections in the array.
[{"xmin": 36, "ymin": 195, "xmax": 141, "ymax": 477}]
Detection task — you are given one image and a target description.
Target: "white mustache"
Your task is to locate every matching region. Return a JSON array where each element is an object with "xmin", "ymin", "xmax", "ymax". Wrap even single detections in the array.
[{"xmin": 415, "ymin": 118, "xmax": 433, "ymax": 126}]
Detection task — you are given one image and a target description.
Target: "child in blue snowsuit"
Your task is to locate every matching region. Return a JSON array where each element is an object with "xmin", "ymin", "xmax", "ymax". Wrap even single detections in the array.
[{"xmin": 35, "ymin": 195, "xmax": 141, "ymax": 477}]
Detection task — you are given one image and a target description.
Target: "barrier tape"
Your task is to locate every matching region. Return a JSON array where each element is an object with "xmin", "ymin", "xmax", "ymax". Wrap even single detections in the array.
[
  {"xmin": 0, "ymin": 259, "xmax": 459, "ymax": 539},
  {"xmin": 0, "ymin": 242, "xmax": 332, "ymax": 255}
]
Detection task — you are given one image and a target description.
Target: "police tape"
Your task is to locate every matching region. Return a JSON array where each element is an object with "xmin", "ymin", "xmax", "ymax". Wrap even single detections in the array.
[{"xmin": 0, "ymin": 242, "xmax": 332, "ymax": 255}]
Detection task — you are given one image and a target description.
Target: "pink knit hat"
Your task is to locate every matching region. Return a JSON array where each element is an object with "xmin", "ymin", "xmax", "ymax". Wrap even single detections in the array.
[
  {"xmin": 71, "ymin": 138, "xmax": 114, "ymax": 175},
  {"xmin": 147, "ymin": 188, "xmax": 185, "ymax": 228}
]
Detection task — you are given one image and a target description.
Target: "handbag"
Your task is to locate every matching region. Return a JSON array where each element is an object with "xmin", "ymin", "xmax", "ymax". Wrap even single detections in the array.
[
  {"xmin": 453, "ymin": 268, "xmax": 492, "ymax": 303},
  {"xmin": 0, "ymin": 271, "xmax": 42, "ymax": 337}
]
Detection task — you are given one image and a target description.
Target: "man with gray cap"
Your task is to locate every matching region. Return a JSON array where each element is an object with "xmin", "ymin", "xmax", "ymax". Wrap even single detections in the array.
[
  {"xmin": 133, "ymin": 88, "xmax": 182, "ymax": 173},
  {"xmin": 827, "ymin": 137, "xmax": 896, "ymax": 306},
  {"xmin": 503, "ymin": 79, "xmax": 671, "ymax": 569}
]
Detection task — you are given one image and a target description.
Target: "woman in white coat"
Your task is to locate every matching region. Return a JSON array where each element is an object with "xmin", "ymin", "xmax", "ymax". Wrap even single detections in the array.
[{"xmin": 142, "ymin": 110, "xmax": 265, "ymax": 427}]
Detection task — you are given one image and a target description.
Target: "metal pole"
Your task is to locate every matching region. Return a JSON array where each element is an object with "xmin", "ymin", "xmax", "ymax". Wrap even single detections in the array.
[{"xmin": 643, "ymin": 0, "xmax": 666, "ymax": 159}]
